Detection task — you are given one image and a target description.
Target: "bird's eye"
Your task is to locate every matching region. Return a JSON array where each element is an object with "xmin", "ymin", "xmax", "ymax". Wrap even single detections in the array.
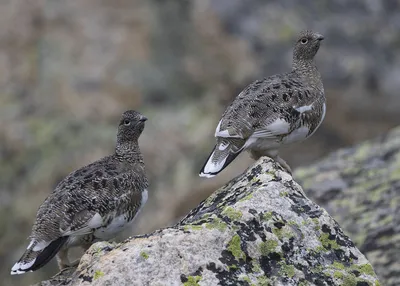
[
  {"xmin": 301, "ymin": 38, "xmax": 308, "ymax": 44},
  {"xmin": 123, "ymin": 119, "xmax": 131, "ymax": 126}
]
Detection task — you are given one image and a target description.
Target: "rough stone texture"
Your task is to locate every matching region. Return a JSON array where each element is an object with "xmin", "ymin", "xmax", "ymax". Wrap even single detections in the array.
[
  {"xmin": 36, "ymin": 158, "xmax": 379, "ymax": 286},
  {"xmin": 295, "ymin": 126, "xmax": 400, "ymax": 286}
]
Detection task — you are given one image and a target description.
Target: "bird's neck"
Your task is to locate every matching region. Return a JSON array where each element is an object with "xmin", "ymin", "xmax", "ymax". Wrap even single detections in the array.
[
  {"xmin": 292, "ymin": 57, "xmax": 317, "ymax": 73},
  {"xmin": 292, "ymin": 58, "xmax": 322, "ymax": 86},
  {"xmin": 115, "ymin": 141, "xmax": 144, "ymax": 163}
]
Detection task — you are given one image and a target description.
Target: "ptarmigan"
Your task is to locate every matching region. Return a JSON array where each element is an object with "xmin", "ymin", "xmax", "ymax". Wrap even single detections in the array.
[
  {"xmin": 199, "ymin": 30, "xmax": 326, "ymax": 177},
  {"xmin": 11, "ymin": 110, "xmax": 149, "ymax": 274}
]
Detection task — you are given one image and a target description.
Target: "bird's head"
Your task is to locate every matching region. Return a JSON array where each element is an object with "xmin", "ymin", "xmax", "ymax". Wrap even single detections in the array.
[
  {"xmin": 293, "ymin": 30, "xmax": 324, "ymax": 62},
  {"xmin": 117, "ymin": 110, "xmax": 147, "ymax": 144}
]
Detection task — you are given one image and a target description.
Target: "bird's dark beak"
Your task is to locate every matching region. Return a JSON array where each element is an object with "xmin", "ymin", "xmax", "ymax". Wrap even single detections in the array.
[
  {"xmin": 139, "ymin": 116, "xmax": 148, "ymax": 122},
  {"xmin": 316, "ymin": 33, "xmax": 324, "ymax": 41}
]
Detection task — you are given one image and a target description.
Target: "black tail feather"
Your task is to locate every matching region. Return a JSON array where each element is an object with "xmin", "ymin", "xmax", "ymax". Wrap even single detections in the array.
[
  {"xmin": 26, "ymin": 236, "xmax": 68, "ymax": 272},
  {"xmin": 199, "ymin": 145, "xmax": 216, "ymax": 175},
  {"xmin": 199, "ymin": 145, "xmax": 241, "ymax": 177}
]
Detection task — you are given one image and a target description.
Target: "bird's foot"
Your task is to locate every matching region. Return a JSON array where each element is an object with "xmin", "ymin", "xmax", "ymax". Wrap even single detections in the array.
[
  {"xmin": 57, "ymin": 249, "xmax": 80, "ymax": 270},
  {"xmin": 68, "ymin": 259, "xmax": 80, "ymax": 268},
  {"xmin": 249, "ymin": 150, "xmax": 264, "ymax": 160},
  {"xmin": 275, "ymin": 156, "xmax": 292, "ymax": 175},
  {"xmin": 249, "ymin": 150, "xmax": 292, "ymax": 176},
  {"xmin": 58, "ymin": 259, "xmax": 80, "ymax": 271}
]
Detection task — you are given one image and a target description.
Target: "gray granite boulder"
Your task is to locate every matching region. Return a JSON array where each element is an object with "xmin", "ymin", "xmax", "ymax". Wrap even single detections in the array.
[{"xmin": 36, "ymin": 158, "xmax": 379, "ymax": 286}]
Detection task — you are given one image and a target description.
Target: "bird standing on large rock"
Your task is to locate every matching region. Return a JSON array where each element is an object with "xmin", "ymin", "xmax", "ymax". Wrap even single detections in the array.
[
  {"xmin": 11, "ymin": 110, "xmax": 149, "ymax": 275},
  {"xmin": 200, "ymin": 30, "xmax": 326, "ymax": 177}
]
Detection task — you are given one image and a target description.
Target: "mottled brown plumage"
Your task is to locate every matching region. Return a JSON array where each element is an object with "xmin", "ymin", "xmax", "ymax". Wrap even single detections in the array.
[
  {"xmin": 200, "ymin": 30, "xmax": 326, "ymax": 177},
  {"xmin": 11, "ymin": 110, "xmax": 148, "ymax": 274}
]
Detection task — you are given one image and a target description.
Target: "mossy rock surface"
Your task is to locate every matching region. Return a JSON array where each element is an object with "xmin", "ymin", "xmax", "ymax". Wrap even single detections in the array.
[
  {"xmin": 295, "ymin": 126, "xmax": 400, "ymax": 286},
  {"xmin": 36, "ymin": 158, "xmax": 379, "ymax": 286}
]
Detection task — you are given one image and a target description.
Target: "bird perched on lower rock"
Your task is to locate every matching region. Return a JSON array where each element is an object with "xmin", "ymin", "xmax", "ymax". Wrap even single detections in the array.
[
  {"xmin": 11, "ymin": 110, "xmax": 149, "ymax": 275},
  {"xmin": 199, "ymin": 30, "xmax": 326, "ymax": 177}
]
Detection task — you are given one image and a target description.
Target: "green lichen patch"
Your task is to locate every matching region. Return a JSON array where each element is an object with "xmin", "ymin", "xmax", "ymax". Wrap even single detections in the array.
[
  {"xmin": 341, "ymin": 273, "xmax": 360, "ymax": 286},
  {"xmin": 310, "ymin": 263, "xmax": 323, "ymax": 275},
  {"xmin": 259, "ymin": 240, "xmax": 279, "ymax": 256},
  {"xmin": 311, "ymin": 218, "xmax": 320, "ymax": 231},
  {"xmin": 92, "ymin": 246, "xmax": 102, "ymax": 257},
  {"xmin": 298, "ymin": 281, "xmax": 310, "ymax": 286},
  {"xmin": 205, "ymin": 216, "xmax": 227, "ymax": 231},
  {"xmin": 251, "ymin": 261, "xmax": 262, "ymax": 273},
  {"xmin": 227, "ymin": 234, "xmax": 246, "ymax": 261},
  {"xmin": 183, "ymin": 275, "xmax": 201, "ymax": 286},
  {"xmin": 333, "ymin": 271, "xmax": 344, "ymax": 279},
  {"xmin": 222, "ymin": 207, "xmax": 243, "ymax": 221},
  {"xmin": 319, "ymin": 233, "xmax": 340, "ymax": 250},
  {"xmin": 140, "ymin": 251, "xmax": 149, "ymax": 260},
  {"xmin": 265, "ymin": 168, "xmax": 278, "ymax": 178},
  {"xmin": 239, "ymin": 193, "xmax": 254, "ymax": 202},
  {"xmin": 256, "ymin": 275, "xmax": 272, "ymax": 286},
  {"xmin": 93, "ymin": 270, "xmax": 104, "ymax": 280},
  {"xmin": 278, "ymin": 262, "xmax": 295, "ymax": 278},
  {"xmin": 331, "ymin": 261, "xmax": 345, "ymax": 270},
  {"xmin": 353, "ymin": 263, "xmax": 375, "ymax": 276},
  {"xmin": 262, "ymin": 211, "xmax": 273, "ymax": 221},
  {"xmin": 241, "ymin": 275, "xmax": 252, "ymax": 284},
  {"xmin": 279, "ymin": 191, "xmax": 289, "ymax": 197},
  {"xmin": 326, "ymin": 263, "xmax": 377, "ymax": 286},
  {"xmin": 272, "ymin": 225, "xmax": 294, "ymax": 241},
  {"xmin": 228, "ymin": 264, "xmax": 238, "ymax": 271}
]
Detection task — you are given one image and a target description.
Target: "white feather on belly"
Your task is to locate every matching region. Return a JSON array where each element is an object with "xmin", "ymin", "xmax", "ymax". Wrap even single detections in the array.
[
  {"xmin": 93, "ymin": 189, "xmax": 148, "ymax": 240},
  {"xmin": 283, "ymin": 126, "xmax": 310, "ymax": 144}
]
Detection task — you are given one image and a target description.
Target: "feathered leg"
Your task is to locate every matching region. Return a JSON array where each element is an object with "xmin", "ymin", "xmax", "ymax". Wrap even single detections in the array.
[
  {"xmin": 56, "ymin": 248, "xmax": 71, "ymax": 270},
  {"xmin": 56, "ymin": 243, "xmax": 91, "ymax": 270},
  {"xmin": 250, "ymin": 149, "xmax": 292, "ymax": 175}
]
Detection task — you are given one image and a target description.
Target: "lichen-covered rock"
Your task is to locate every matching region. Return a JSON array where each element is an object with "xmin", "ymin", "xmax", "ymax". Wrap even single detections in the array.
[
  {"xmin": 36, "ymin": 158, "xmax": 379, "ymax": 286},
  {"xmin": 296, "ymin": 126, "xmax": 400, "ymax": 286}
]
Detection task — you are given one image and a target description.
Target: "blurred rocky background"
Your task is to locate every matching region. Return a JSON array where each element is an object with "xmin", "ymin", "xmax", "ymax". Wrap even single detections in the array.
[{"xmin": 1, "ymin": 1, "xmax": 399, "ymax": 285}]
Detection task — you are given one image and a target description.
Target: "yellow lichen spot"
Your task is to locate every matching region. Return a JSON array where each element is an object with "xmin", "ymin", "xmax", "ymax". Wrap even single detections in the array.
[
  {"xmin": 93, "ymin": 270, "xmax": 104, "ymax": 280},
  {"xmin": 279, "ymin": 191, "xmax": 289, "ymax": 197},
  {"xmin": 140, "ymin": 251, "xmax": 149, "ymax": 260}
]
